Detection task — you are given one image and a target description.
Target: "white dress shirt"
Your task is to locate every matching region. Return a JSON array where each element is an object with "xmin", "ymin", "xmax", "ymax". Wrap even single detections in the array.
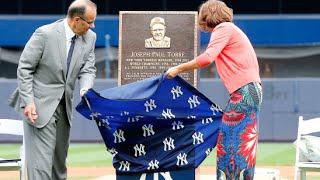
[{"xmin": 64, "ymin": 19, "xmax": 76, "ymax": 54}]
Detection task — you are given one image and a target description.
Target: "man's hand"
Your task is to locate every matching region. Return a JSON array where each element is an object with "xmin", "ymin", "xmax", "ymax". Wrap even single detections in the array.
[
  {"xmin": 165, "ymin": 66, "xmax": 180, "ymax": 79},
  {"xmin": 80, "ymin": 88, "xmax": 88, "ymax": 97},
  {"xmin": 24, "ymin": 102, "xmax": 38, "ymax": 123}
]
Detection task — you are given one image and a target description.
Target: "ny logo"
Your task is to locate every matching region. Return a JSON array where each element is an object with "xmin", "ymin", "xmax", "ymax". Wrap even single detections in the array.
[
  {"xmin": 210, "ymin": 104, "xmax": 222, "ymax": 115},
  {"xmin": 142, "ymin": 124, "xmax": 155, "ymax": 137},
  {"xmin": 128, "ymin": 115, "xmax": 143, "ymax": 123},
  {"xmin": 144, "ymin": 99, "xmax": 157, "ymax": 112},
  {"xmin": 205, "ymin": 148, "xmax": 214, "ymax": 156},
  {"xmin": 187, "ymin": 115, "xmax": 196, "ymax": 119},
  {"xmin": 134, "ymin": 144, "xmax": 146, "ymax": 157},
  {"xmin": 147, "ymin": 159, "xmax": 159, "ymax": 170},
  {"xmin": 140, "ymin": 172, "xmax": 173, "ymax": 180},
  {"xmin": 98, "ymin": 115, "xmax": 113, "ymax": 128},
  {"xmin": 171, "ymin": 86, "xmax": 183, "ymax": 99},
  {"xmin": 162, "ymin": 109, "xmax": 175, "ymax": 119},
  {"xmin": 192, "ymin": 132, "xmax": 204, "ymax": 145},
  {"xmin": 118, "ymin": 161, "xmax": 130, "ymax": 171},
  {"xmin": 163, "ymin": 137, "xmax": 175, "ymax": 151},
  {"xmin": 106, "ymin": 148, "xmax": 118, "ymax": 157},
  {"xmin": 120, "ymin": 111, "xmax": 129, "ymax": 116},
  {"xmin": 172, "ymin": 121, "xmax": 184, "ymax": 130},
  {"xmin": 188, "ymin": 95, "xmax": 200, "ymax": 109},
  {"xmin": 113, "ymin": 129, "xmax": 126, "ymax": 143},
  {"xmin": 97, "ymin": 120, "xmax": 106, "ymax": 127},
  {"xmin": 101, "ymin": 117, "xmax": 111, "ymax": 125},
  {"xmin": 90, "ymin": 112, "xmax": 101, "ymax": 121},
  {"xmin": 176, "ymin": 153, "xmax": 188, "ymax": 166},
  {"xmin": 202, "ymin": 117, "xmax": 214, "ymax": 124}
]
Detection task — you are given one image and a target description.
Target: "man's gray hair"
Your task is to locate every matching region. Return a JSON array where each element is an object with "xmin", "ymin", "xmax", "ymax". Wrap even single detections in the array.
[{"xmin": 67, "ymin": 0, "xmax": 97, "ymax": 18}]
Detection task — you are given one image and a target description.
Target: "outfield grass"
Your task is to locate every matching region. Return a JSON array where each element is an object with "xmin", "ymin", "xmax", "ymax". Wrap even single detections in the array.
[
  {"xmin": 0, "ymin": 142, "xmax": 296, "ymax": 167},
  {"xmin": 67, "ymin": 143, "xmax": 112, "ymax": 167},
  {"xmin": 3, "ymin": 143, "xmax": 320, "ymax": 180}
]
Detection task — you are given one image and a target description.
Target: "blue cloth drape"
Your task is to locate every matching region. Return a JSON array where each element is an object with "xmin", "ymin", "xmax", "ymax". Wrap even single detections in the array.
[{"xmin": 76, "ymin": 74, "xmax": 222, "ymax": 174}]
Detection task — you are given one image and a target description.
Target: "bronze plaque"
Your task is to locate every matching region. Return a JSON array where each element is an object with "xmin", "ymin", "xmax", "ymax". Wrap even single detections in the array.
[{"xmin": 118, "ymin": 11, "xmax": 199, "ymax": 87}]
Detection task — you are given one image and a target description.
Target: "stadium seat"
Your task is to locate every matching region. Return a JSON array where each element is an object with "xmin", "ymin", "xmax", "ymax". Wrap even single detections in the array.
[
  {"xmin": 294, "ymin": 116, "xmax": 320, "ymax": 180},
  {"xmin": 0, "ymin": 119, "xmax": 26, "ymax": 180}
]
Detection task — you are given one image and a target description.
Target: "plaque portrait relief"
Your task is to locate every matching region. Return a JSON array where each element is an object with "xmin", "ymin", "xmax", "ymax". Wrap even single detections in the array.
[{"xmin": 145, "ymin": 17, "xmax": 171, "ymax": 49}]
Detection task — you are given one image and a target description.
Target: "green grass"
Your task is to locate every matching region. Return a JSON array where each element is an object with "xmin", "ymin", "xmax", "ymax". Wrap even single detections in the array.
[
  {"xmin": 0, "ymin": 142, "xmax": 296, "ymax": 167},
  {"xmin": 67, "ymin": 143, "xmax": 113, "ymax": 167},
  {"xmin": 256, "ymin": 142, "xmax": 296, "ymax": 166},
  {"xmin": 0, "ymin": 144, "xmax": 21, "ymax": 159},
  {"xmin": 2, "ymin": 143, "xmax": 320, "ymax": 180}
]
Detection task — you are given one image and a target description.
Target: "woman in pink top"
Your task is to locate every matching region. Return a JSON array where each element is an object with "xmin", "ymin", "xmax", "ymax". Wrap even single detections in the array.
[{"xmin": 166, "ymin": 0, "xmax": 263, "ymax": 179}]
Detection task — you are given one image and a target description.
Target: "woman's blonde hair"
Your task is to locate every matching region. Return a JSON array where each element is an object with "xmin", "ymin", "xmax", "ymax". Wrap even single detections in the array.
[{"xmin": 198, "ymin": 0, "xmax": 233, "ymax": 32}]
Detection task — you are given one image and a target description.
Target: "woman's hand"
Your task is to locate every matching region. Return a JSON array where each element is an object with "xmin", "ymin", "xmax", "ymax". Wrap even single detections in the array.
[
  {"xmin": 166, "ymin": 66, "xmax": 180, "ymax": 79},
  {"xmin": 165, "ymin": 59, "xmax": 199, "ymax": 79}
]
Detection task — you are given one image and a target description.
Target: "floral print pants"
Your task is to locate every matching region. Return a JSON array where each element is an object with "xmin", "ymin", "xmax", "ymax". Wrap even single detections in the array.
[{"xmin": 217, "ymin": 82, "xmax": 263, "ymax": 180}]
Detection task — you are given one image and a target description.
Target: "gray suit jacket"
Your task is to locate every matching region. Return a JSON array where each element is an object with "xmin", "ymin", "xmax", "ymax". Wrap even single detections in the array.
[{"xmin": 9, "ymin": 19, "xmax": 96, "ymax": 128}]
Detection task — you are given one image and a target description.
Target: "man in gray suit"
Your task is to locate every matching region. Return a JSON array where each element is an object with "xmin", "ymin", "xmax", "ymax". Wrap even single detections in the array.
[{"xmin": 8, "ymin": 0, "xmax": 97, "ymax": 179}]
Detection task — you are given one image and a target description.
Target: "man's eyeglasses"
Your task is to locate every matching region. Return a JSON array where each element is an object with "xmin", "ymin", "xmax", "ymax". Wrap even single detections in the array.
[{"xmin": 79, "ymin": 16, "xmax": 95, "ymax": 27}]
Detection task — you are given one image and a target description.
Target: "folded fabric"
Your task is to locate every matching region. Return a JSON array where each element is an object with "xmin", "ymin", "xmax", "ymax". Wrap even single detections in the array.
[
  {"xmin": 76, "ymin": 74, "xmax": 223, "ymax": 174},
  {"xmin": 296, "ymin": 135, "xmax": 320, "ymax": 162}
]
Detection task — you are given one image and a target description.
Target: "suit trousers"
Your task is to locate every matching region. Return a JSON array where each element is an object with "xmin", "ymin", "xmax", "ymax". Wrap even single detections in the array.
[{"xmin": 23, "ymin": 99, "xmax": 70, "ymax": 180}]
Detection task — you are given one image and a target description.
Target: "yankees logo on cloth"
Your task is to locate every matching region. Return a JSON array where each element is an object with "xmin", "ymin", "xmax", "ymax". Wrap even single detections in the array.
[{"xmin": 76, "ymin": 74, "xmax": 223, "ymax": 174}]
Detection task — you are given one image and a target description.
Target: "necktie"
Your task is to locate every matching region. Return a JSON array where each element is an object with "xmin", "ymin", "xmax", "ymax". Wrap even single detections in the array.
[{"xmin": 66, "ymin": 35, "xmax": 77, "ymax": 75}]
